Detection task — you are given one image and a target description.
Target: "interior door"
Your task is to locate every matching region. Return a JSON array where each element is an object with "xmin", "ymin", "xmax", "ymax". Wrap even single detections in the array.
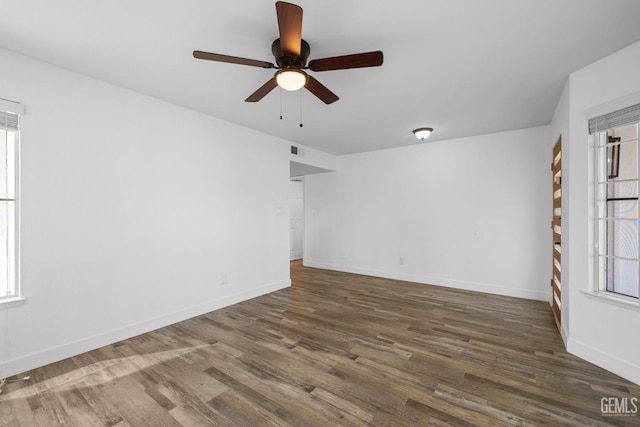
[{"xmin": 551, "ymin": 137, "xmax": 562, "ymax": 332}]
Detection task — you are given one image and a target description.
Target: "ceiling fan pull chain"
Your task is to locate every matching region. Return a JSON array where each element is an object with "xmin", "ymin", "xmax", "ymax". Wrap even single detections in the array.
[
  {"xmin": 280, "ymin": 88, "xmax": 283, "ymax": 120},
  {"xmin": 299, "ymin": 90, "xmax": 303, "ymax": 128}
]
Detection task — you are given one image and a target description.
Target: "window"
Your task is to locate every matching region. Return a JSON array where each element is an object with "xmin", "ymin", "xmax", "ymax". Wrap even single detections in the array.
[
  {"xmin": 0, "ymin": 108, "xmax": 19, "ymax": 301},
  {"xmin": 592, "ymin": 103, "xmax": 640, "ymax": 300}
]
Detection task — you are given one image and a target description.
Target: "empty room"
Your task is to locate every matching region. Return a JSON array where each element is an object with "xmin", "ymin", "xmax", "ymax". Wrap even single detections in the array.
[{"xmin": 1, "ymin": 1, "xmax": 640, "ymax": 425}]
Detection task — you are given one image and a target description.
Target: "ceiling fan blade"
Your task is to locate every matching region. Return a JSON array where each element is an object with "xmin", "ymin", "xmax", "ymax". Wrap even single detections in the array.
[
  {"xmin": 193, "ymin": 51, "xmax": 275, "ymax": 68},
  {"xmin": 245, "ymin": 78, "xmax": 278, "ymax": 102},
  {"xmin": 308, "ymin": 51, "xmax": 384, "ymax": 72},
  {"xmin": 305, "ymin": 76, "xmax": 339, "ymax": 104},
  {"xmin": 275, "ymin": 1, "xmax": 303, "ymax": 57}
]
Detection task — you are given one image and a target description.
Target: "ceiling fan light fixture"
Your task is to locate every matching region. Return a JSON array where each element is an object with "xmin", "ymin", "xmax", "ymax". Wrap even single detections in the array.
[
  {"xmin": 413, "ymin": 127, "xmax": 434, "ymax": 141},
  {"xmin": 194, "ymin": 2, "xmax": 382, "ymax": 104},
  {"xmin": 276, "ymin": 69, "xmax": 308, "ymax": 91}
]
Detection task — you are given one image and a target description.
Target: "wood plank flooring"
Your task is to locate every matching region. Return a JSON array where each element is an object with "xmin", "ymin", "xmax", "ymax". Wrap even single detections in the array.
[{"xmin": 1, "ymin": 261, "xmax": 639, "ymax": 426}]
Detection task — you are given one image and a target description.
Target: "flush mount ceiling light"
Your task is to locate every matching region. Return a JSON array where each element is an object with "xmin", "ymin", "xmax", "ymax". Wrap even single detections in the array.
[
  {"xmin": 413, "ymin": 127, "xmax": 434, "ymax": 141},
  {"xmin": 275, "ymin": 69, "xmax": 308, "ymax": 91}
]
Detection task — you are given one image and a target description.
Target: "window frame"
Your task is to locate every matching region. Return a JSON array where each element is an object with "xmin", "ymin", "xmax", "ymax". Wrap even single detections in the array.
[
  {"xmin": 0, "ymin": 104, "xmax": 22, "ymax": 308},
  {"xmin": 593, "ymin": 124, "xmax": 640, "ymax": 302}
]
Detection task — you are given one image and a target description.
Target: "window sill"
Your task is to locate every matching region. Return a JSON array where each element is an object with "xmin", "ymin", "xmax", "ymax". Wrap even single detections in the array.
[
  {"xmin": 582, "ymin": 290, "xmax": 640, "ymax": 311},
  {"xmin": 0, "ymin": 296, "xmax": 26, "ymax": 309}
]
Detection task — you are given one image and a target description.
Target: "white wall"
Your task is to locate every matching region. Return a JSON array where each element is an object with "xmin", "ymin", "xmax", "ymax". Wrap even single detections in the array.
[
  {"xmin": 550, "ymin": 79, "xmax": 571, "ymax": 344},
  {"xmin": 289, "ymin": 143, "xmax": 338, "ymax": 173},
  {"xmin": 0, "ymin": 48, "xmax": 291, "ymax": 377},
  {"xmin": 290, "ymin": 142, "xmax": 338, "ymax": 177},
  {"xmin": 562, "ymin": 40, "xmax": 640, "ymax": 385},
  {"xmin": 305, "ymin": 126, "xmax": 551, "ymax": 301}
]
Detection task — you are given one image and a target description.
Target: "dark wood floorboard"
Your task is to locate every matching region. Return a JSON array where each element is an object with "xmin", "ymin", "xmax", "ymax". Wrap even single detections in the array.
[{"xmin": 1, "ymin": 261, "xmax": 638, "ymax": 426}]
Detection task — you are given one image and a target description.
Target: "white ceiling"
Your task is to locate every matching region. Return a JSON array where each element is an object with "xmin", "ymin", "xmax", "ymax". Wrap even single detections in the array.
[{"xmin": 2, "ymin": 1, "xmax": 640, "ymax": 155}]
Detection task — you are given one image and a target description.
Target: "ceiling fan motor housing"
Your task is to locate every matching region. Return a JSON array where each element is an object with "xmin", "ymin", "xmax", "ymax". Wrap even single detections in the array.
[{"xmin": 272, "ymin": 38, "xmax": 310, "ymax": 69}]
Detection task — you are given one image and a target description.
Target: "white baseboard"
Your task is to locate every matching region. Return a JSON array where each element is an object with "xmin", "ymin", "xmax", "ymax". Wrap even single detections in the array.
[
  {"xmin": 568, "ymin": 337, "xmax": 640, "ymax": 386},
  {"xmin": 0, "ymin": 279, "xmax": 290, "ymax": 378},
  {"xmin": 561, "ymin": 324, "xmax": 569, "ymax": 347},
  {"xmin": 303, "ymin": 260, "xmax": 548, "ymax": 301}
]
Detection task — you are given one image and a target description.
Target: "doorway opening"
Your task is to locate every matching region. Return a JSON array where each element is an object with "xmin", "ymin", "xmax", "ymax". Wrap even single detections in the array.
[{"xmin": 290, "ymin": 177, "xmax": 304, "ymax": 261}]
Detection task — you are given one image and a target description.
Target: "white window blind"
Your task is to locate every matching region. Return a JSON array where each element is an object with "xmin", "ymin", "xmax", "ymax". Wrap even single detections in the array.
[
  {"xmin": 0, "ymin": 111, "xmax": 20, "ymax": 132},
  {"xmin": 589, "ymin": 103, "xmax": 640, "ymax": 134}
]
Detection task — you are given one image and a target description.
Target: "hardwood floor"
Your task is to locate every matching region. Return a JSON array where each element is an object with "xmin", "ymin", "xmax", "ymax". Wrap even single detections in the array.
[{"xmin": 1, "ymin": 261, "xmax": 639, "ymax": 426}]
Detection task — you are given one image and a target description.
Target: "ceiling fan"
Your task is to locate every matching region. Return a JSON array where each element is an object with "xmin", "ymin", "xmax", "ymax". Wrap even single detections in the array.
[{"xmin": 193, "ymin": 1, "xmax": 383, "ymax": 105}]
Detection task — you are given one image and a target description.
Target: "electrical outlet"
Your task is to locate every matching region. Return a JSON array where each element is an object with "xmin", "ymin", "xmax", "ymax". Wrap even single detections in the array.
[
  {"xmin": 399, "ymin": 257, "xmax": 404, "ymax": 265},
  {"xmin": 220, "ymin": 274, "xmax": 228, "ymax": 285}
]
